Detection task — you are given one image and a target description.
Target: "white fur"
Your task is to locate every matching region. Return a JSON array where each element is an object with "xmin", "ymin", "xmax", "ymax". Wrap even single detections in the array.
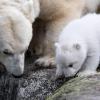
[
  {"xmin": 30, "ymin": 0, "xmax": 100, "ymax": 67},
  {"xmin": 0, "ymin": 0, "xmax": 37, "ymax": 76},
  {"xmin": 0, "ymin": 0, "xmax": 40, "ymax": 23},
  {"xmin": 55, "ymin": 13, "xmax": 100, "ymax": 78}
]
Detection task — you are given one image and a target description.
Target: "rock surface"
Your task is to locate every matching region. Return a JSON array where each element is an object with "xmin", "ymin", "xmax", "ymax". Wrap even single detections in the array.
[
  {"xmin": 47, "ymin": 74, "xmax": 100, "ymax": 100},
  {"xmin": 0, "ymin": 56, "xmax": 66, "ymax": 100},
  {"xmin": 0, "ymin": 55, "xmax": 100, "ymax": 100}
]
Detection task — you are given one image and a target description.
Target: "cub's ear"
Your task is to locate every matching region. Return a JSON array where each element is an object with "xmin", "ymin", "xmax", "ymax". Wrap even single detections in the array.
[
  {"xmin": 55, "ymin": 43, "xmax": 60, "ymax": 48},
  {"xmin": 73, "ymin": 43, "xmax": 81, "ymax": 50}
]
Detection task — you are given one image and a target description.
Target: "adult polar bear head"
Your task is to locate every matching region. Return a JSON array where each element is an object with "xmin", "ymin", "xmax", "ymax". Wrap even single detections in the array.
[{"xmin": 0, "ymin": 0, "xmax": 39, "ymax": 76}]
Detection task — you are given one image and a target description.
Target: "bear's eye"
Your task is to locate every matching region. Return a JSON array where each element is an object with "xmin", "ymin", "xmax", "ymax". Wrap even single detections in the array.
[
  {"xmin": 68, "ymin": 64, "xmax": 73, "ymax": 68},
  {"xmin": 3, "ymin": 50, "xmax": 14, "ymax": 56}
]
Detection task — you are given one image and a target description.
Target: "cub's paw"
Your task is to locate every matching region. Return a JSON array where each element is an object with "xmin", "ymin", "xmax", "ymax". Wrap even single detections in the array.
[
  {"xmin": 34, "ymin": 56, "xmax": 56, "ymax": 68},
  {"xmin": 78, "ymin": 70, "xmax": 97, "ymax": 77}
]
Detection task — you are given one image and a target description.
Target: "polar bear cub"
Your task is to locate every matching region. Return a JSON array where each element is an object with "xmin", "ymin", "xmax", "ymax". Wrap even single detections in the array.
[{"xmin": 55, "ymin": 13, "xmax": 100, "ymax": 78}]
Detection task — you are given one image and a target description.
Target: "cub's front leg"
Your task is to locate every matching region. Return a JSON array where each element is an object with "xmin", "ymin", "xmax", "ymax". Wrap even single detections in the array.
[{"xmin": 78, "ymin": 51, "xmax": 99, "ymax": 77}]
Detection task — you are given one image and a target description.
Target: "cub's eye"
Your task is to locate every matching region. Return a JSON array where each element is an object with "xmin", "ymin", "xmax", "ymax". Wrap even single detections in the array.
[
  {"xmin": 68, "ymin": 64, "xmax": 73, "ymax": 68},
  {"xmin": 3, "ymin": 50, "xmax": 14, "ymax": 56}
]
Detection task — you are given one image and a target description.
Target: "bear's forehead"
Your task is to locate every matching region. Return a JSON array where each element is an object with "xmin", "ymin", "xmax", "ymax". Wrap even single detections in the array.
[{"xmin": 0, "ymin": 38, "xmax": 27, "ymax": 54}]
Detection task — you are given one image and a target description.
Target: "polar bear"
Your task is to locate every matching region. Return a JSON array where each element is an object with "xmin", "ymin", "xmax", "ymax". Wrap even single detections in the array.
[
  {"xmin": 0, "ymin": 0, "xmax": 39, "ymax": 76},
  {"xmin": 55, "ymin": 13, "xmax": 100, "ymax": 78},
  {"xmin": 29, "ymin": 0, "xmax": 100, "ymax": 67}
]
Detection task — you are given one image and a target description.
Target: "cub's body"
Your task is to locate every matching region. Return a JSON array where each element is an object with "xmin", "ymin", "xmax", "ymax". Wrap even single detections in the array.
[{"xmin": 55, "ymin": 14, "xmax": 100, "ymax": 78}]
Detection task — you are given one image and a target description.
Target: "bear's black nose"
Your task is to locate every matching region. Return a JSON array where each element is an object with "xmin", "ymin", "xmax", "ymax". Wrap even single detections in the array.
[{"xmin": 12, "ymin": 74, "xmax": 23, "ymax": 78}]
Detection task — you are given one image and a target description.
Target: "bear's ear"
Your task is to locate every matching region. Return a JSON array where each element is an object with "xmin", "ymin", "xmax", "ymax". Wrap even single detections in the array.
[{"xmin": 73, "ymin": 43, "xmax": 81, "ymax": 50}]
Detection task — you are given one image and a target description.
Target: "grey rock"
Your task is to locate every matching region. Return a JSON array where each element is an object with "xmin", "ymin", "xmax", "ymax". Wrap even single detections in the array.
[
  {"xmin": 47, "ymin": 74, "xmax": 100, "ymax": 100},
  {"xmin": 0, "ymin": 56, "xmax": 66, "ymax": 100},
  {"xmin": 1, "ymin": 56, "xmax": 100, "ymax": 100}
]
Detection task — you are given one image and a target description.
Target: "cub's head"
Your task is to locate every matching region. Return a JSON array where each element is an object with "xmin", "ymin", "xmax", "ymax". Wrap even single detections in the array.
[{"xmin": 55, "ymin": 41, "xmax": 87, "ymax": 78}]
